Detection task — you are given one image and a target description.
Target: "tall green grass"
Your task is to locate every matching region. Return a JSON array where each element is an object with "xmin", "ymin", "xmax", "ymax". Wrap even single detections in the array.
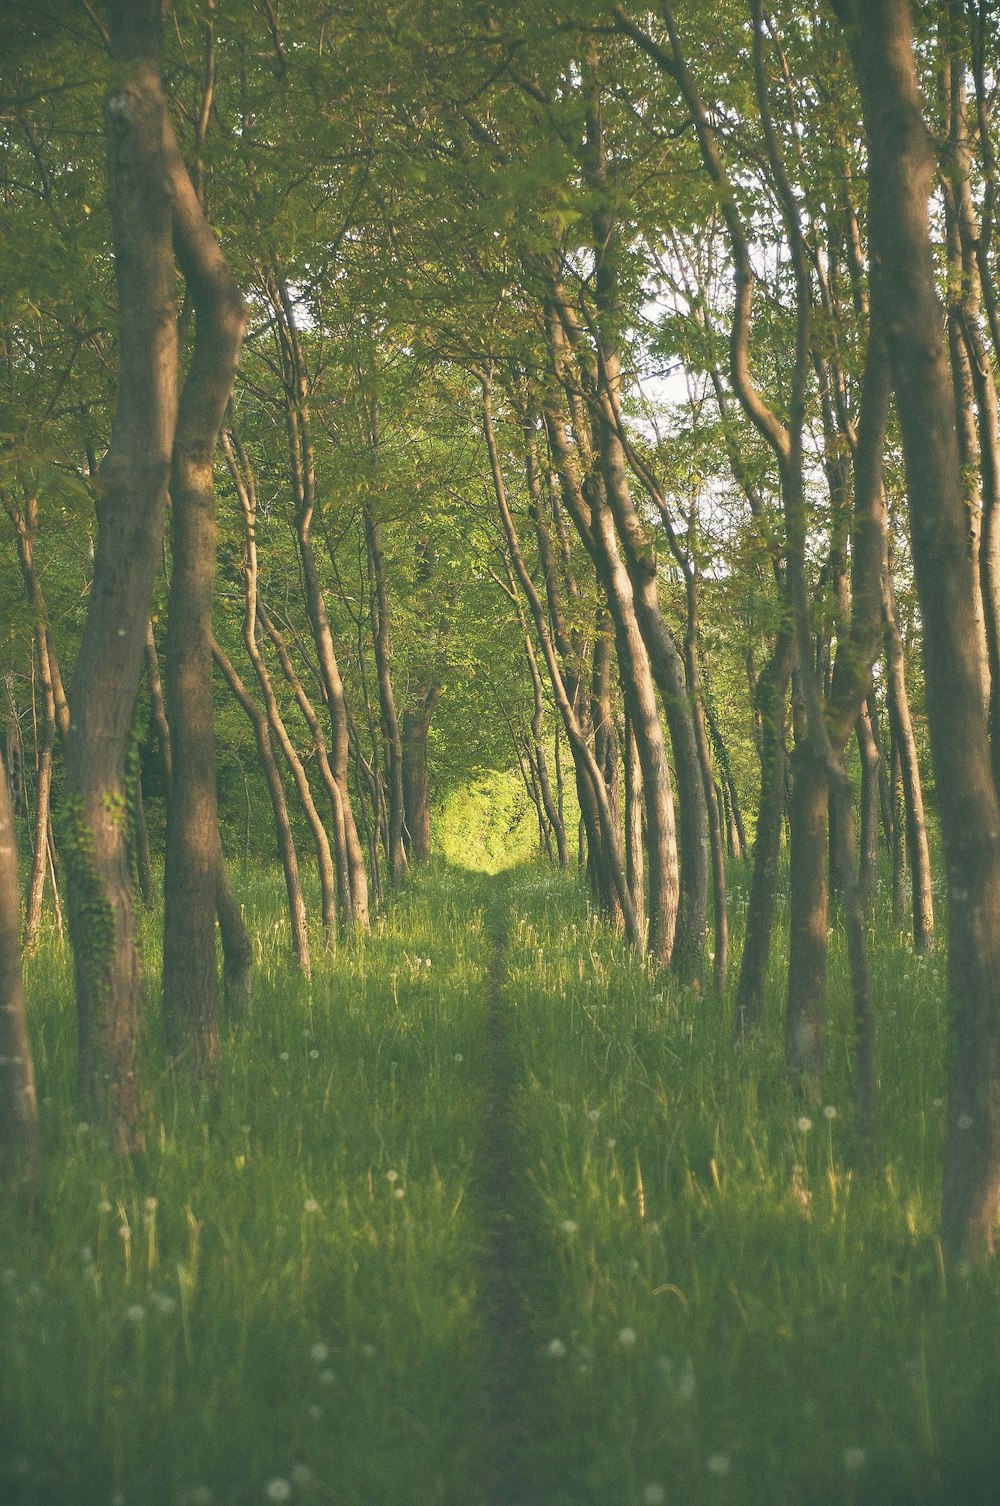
[
  {"xmin": 3, "ymin": 858, "xmax": 999, "ymax": 1505},
  {"xmin": 1, "ymin": 871, "xmax": 492, "ymax": 1506}
]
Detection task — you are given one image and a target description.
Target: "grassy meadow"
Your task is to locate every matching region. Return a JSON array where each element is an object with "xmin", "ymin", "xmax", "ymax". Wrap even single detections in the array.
[{"xmin": 3, "ymin": 842, "xmax": 1000, "ymax": 1504}]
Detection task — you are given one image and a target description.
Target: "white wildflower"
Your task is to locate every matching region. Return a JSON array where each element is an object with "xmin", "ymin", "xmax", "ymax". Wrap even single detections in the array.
[
  {"xmin": 310, "ymin": 1343, "xmax": 329, "ymax": 1364},
  {"xmin": 386, "ymin": 1169, "xmax": 399, "ymax": 1183},
  {"xmin": 546, "ymin": 1338, "xmax": 566, "ymax": 1359},
  {"xmin": 843, "ymin": 1447, "xmax": 866, "ymax": 1472},
  {"xmin": 643, "ymin": 1487, "xmax": 666, "ymax": 1506},
  {"xmin": 393, "ymin": 1186, "xmax": 406, "ymax": 1199},
  {"xmin": 618, "ymin": 1326, "xmax": 637, "ymax": 1347},
  {"xmin": 796, "ymin": 1116, "xmax": 813, "ymax": 1134},
  {"xmin": 706, "ymin": 1453, "xmax": 731, "ymax": 1476},
  {"xmin": 125, "ymin": 1304, "xmax": 145, "ymax": 1323},
  {"xmin": 823, "ymin": 1105, "xmax": 837, "ymax": 1120},
  {"xmin": 265, "ymin": 1481, "xmax": 292, "ymax": 1503},
  {"xmin": 303, "ymin": 1198, "xmax": 319, "ymax": 1215}
]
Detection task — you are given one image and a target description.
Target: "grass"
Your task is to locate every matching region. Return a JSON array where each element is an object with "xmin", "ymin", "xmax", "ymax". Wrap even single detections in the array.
[{"xmin": 2, "ymin": 857, "xmax": 1000, "ymax": 1505}]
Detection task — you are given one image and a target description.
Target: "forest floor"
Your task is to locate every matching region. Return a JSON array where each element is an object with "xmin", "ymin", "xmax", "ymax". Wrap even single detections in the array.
[{"xmin": 3, "ymin": 861, "xmax": 1000, "ymax": 1505}]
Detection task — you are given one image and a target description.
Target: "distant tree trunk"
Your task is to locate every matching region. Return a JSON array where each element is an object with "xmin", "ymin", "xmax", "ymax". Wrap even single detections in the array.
[
  {"xmin": 223, "ymin": 430, "xmax": 337, "ymax": 947},
  {"xmin": 884, "ymin": 571, "xmax": 934, "ymax": 951},
  {"xmin": 402, "ymin": 685, "xmax": 439, "ymax": 863},
  {"xmin": 889, "ymin": 734, "xmax": 908, "ymax": 926},
  {"xmin": 856, "ymin": 701, "xmax": 881, "ymax": 915},
  {"xmin": 734, "ymin": 632, "xmax": 793, "ymax": 1039},
  {"xmin": 0, "ymin": 746, "xmax": 40, "ymax": 1196},
  {"xmin": 841, "ymin": 0, "xmax": 1000, "ymax": 1256},
  {"xmin": 784, "ymin": 737, "xmax": 829, "ymax": 1084},
  {"xmin": 623, "ymin": 709, "xmax": 645, "ymax": 937},
  {"xmin": 212, "ymin": 641, "xmax": 311, "ymax": 978},
  {"xmin": 268, "ymin": 271, "xmax": 368, "ymax": 930},
  {"xmin": 161, "ymin": 110, "xmax": 247, "ymax": 1076},
  {"xmin": 364, "ymin": 500, "xmax": 407, "ymax": 888},
  {"xmin": 64, "ymin": 1, "xmax": 178, "ymax": 1150}
]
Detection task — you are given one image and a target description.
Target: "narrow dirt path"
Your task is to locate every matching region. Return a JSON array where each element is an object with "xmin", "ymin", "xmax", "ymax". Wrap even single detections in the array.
[{"xmin": 477, "ymin": 880, "xmax": 554, "ymax": 1506}]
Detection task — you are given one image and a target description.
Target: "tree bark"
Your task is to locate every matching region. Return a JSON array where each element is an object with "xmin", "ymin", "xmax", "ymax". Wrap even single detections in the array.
[
  {"xmin": 841, "ymin": 0, "xmax": 1000, "ymax": 1256},
  {"xmin": 64, "ymin": 2, "xmax": 177, "ymax": 1149},
  {"xmin": 161, "ymin": 114, "xmax": 247, "ymax": 1076}
]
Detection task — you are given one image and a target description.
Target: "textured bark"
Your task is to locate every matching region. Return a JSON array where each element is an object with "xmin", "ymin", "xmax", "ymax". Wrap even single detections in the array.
[
  {"xmin": 161, "ymin": 113, "xmax": 247, "ymax": 1075},
  {"xmin": 0, "ymin": 747, "xmax": 40, "ymax": 1195},
  {"xmin": 65, "ymin": 3, "xmax": 177, "ymax": 1149},
  {"xmin": 623, "ymin": 709, "xmax": 645, "ymax": 936},
  {"xmin": 841, "ymin": 0, "xmax": 1000, "ymax": 1255}
]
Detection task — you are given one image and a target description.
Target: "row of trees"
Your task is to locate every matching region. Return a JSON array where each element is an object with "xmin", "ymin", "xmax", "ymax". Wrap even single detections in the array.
[{"xmin": 3, "ymin": 0, "xmax": 1000, "ymax": 1258}]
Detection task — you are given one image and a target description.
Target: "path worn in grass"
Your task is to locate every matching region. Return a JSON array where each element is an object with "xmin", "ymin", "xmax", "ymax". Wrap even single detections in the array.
[{"xmin": 476, "ymin": 879, "xmax": 561, "ymax": 1506}]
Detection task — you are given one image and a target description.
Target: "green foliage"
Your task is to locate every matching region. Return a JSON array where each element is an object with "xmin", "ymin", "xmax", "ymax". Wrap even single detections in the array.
[{"xmin": 438, "ymin": 766, "xmax": 541, "ymax": 873}]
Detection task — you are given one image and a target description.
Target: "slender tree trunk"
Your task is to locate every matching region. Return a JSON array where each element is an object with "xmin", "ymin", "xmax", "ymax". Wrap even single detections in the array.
[
  {"xmin": 0, "ymin": 746, "xmax": 40, "ymax": 1196},
  {"xmin": 734, "ymin": 632, "xmax": 793, "ymax": 1038},
  {"xmin": 364, "ymin": 502, "xmax": 407, "ymax": 888},
  {"xmin": 212, "ymin": 641, "xmax": 310, "ymax": 977},
  {"xmin": 161, "ymin": 110, "xmax": 247, "ymax": 1076},
  {"xmin": 784, "ymin": 738, "xmax": 829, "ymax": 1085},
  {"xmin": 856, "ymin": 701, "xmax": 881, "ymax": 915},
  {"xmin": 884, "ymin": 573, "xmax": 934, "ymax": 951},
  {"xmin": 623, "ymin": 708, "xmax": 645, "ymax": 938},
  {"xmin": 64, "ymin": 2, "xmax": 178, "ymax": 1149}
]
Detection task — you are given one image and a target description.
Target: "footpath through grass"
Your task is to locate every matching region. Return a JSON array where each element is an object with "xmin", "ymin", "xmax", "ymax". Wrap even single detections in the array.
[{"xmin": 3, "ymin": 861, "xmax": 1000, "ymax": 1504}]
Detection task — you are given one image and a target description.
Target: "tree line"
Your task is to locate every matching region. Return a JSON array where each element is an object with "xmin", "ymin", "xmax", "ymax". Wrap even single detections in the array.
[{"xmin": 2, "ymin": 0, "xmax": 1000, "ymax": 1261}]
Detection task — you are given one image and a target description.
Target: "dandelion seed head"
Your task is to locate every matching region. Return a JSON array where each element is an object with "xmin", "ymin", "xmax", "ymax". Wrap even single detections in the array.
[
  {"xmin": 958, "ymin": 1113, "xmax": 974, "ymax": 1131},
  {"xmin": 386, "ymin": 1169, "xmax": 399, "ymax": 1183},
  {"xmin": 125, "ymin": 1304, "xmax": 145, "ymax": 1323},
  {"xmin": 318, "ymin": 1369, "xmax": 334, "ymax": 1385},
  {"xmin": 796, "ymin": 1116, "xmax": 813, "ymax": 1134},
  {"xmin": 706, "ymin": 1453, "xmax": 731, "ymax": 1476},
  {"xmin": 290, "ymin": 1464, "xmax": 312, "ymax": 1487},
  {"xmin": 279, "ymin": 1052, "xmax": 289, "ymax": 1062},
  {"xmin": 309, "ymin": 1049, "xmax": 319, "ymax": 1060},
  {"xmin": 546, "ymin": 1338, "xmax": 566, "ymax": 1359},
  {"xmin": 643, "ymin": 1487, "xmax": 666, "ymax": 1506},
  {"xmin": 823, "ymin": 1105, "xmax": 837, "ymax": 1120},
  {"xmin": 265, "ymin": 1480, "xmax": 292, "ymax": 1503},
  {"xmin": 151, "ymin": 1291, "xmax": 176, "ymax": 1314},
  {"xmin": 81, "ymin": 1245, "xmax": 94, "ymax": 1263},
  {"xmin": 843, "ymin": 1447, "xmax": 866, "ymax": 1472},
  {"xmin": 561, "ymin": 1219, "xmax": 578, "ymax": 1236},
  {"xmin": 307, "ymin": 1404, "xmax": 322, "ymax": 1420},
  {"xmin": 145, "ymin": 1196, "xmax": 158, "ymax": 1214},
  {"xmin": 98, "ymin": 1200, "xmax": 112, "ymax": 1215},
  {"xmin": 454, "ymin": 1053, "xmax": 463, "ymax": 1063},
  {"xmin": 393, "ymin": 1186, "xmax": 406, "ymax": 1199},
  {"xmin": 303, "ymin": 1198, "xmax": 319, "ymax": 1214},
  {"xmin": 118, "ymin": 1224, "xmax": 130, "ymax": 1241},
  {"xmin": 310, "ymin": 1343, "xmax": 329, "ymax": 1363},
  {"xmin": 587, "ymin": 1109, "xmax": 601, "ymax": 1123},
  {"xmin": 618, "ymin": 1326, "xmax": 637, "ymax": 1347}
]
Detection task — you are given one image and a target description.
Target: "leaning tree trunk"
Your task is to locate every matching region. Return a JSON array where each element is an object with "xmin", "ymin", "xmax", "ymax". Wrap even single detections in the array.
[
  {"xmin": 161, "ymin": 116, "xmax": 247, "ymax": 1076},
  {"xmin": 840, "ymin": 0, "xmax": 1000, "ymax": 1258},
  {"xmin": 64, "ymin": 1, "xmax": 178, "ymax": 1150},
  {"xmin": 0, "ymin": 746, "xmax": 40, "ymax": 1196}
]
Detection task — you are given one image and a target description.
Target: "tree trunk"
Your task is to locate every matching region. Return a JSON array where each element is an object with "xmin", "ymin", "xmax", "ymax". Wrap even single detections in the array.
[
  {"xmin": 623, "ymin": 708, "xmax": 645, "ymax": 938},
  {"xmin": 212, "ymin": 641, "xmax": 311, "ymax": 977},
  {"xmin": 64, "ymin": 2, "xmax": 177, "ymax": 1150},
  {"xmin": 734, "ymin": 632, "xmax": 793, "ymax": 1039},
  {"xmin": 784, "ymin": 738, "xmax": 829, "ymax": 1086},
  {"xmin": 365, "ymin": 502, "xmax": 407, "ymax": 888},
  {"xmin": 842, "ymin": 0, "xmax": 1000, "ymax": 1257},
  {"xmin": 402, "ymin": 689, "xmax": 438, "ymax": 863},
  {"xmin": 856, "ymin": 700, "xmax": 881, "ymax": 916},
  {"xmin": 161, "ymin": 110, "xmax": 247, "ymax": 1076},
  {"xmin": 0, "ymin": 746, "xmax": 40, "ymax": 1197},
  {"xmin": 884, "ymin": 572, "xmax": 934, "ymax": 951}
]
